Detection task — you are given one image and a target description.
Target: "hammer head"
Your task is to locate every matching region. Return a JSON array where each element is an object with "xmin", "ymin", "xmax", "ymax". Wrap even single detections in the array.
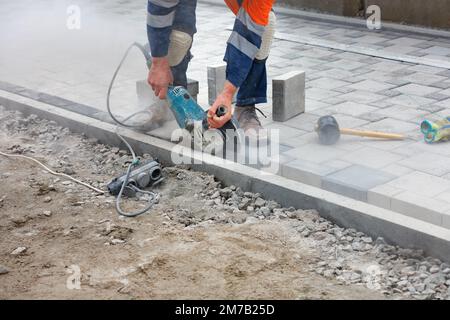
[{"xmin": 316, "ymin": 116, "xmax": 341, "ymax": 145}]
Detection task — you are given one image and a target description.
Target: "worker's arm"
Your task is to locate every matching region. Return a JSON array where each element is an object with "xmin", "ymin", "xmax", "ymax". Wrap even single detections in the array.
[
  {"xmin": 146, "ymin": 0, "xmax": 179, "ymax": 99},
  {"xmin": 208, "ymin": 0, "xmax": 275, "ymax": 128}
]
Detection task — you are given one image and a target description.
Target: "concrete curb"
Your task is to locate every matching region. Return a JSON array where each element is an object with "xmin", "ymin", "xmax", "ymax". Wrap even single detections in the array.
[
  {"xmin": 199, "ymin": 0, "xmax": 450, "ymax": 39},
  {"xmin": 1, "ymin": 88, "xmax": 450, "ymax": 262}
]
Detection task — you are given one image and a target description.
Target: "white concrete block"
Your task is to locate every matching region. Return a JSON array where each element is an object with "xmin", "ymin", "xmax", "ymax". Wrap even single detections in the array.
[{"xmin": 272, "ymin": 70, "xmax": 305, "ymax": 122}]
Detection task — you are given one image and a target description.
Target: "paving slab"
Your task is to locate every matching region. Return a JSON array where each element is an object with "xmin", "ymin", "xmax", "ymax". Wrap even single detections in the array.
[{"xmin": 322, "ymin": 165, "xmax": 396, "ymax": 202}]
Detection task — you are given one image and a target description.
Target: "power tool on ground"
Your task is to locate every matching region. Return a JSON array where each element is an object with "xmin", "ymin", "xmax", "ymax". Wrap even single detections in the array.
[{"xmin": 421, "ymin": 117, "xmax": 450, "ymax": 144}]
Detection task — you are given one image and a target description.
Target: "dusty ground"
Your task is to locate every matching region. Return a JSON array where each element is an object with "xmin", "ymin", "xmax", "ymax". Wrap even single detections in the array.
[{"xmin": 0, "ymin": 107, "xmax": 448, "ymax": 300}]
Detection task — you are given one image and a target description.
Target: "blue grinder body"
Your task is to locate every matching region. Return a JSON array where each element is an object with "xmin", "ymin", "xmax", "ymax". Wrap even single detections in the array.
[
  {"xmin": 166, "ymin": 86, "xmax": 241, "ymax": 142},
  {"xmin": 166, "ymin": 86, "xmax": 206, "ymax": 130}
]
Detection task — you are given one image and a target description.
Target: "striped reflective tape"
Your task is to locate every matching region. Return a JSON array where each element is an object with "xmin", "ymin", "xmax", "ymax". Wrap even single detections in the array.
[
  {"xmin": 227, "ymin": 31, "xmax": 259, "ymax": 59},
  {"xmin": 149, "ymin": 0, "xmax": 179, "ymax": 8},
  {"xmin": 236, "ymin": 8, "xmax": 265, "ymax": 37},
  {"xmin": 147, "ymin": 11, "xmax": 175, "ymax": 28}
]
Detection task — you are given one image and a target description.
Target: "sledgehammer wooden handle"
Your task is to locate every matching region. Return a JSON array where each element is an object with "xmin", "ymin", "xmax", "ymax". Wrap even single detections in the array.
[{"xmin": 340, "ymin": 128, "xmax": 405, "ymax": 140}]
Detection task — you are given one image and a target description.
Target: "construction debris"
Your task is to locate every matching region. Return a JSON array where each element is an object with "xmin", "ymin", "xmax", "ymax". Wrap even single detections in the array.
[{"xmin": 1, "ymin": 106, "xmax": 450, "ymax": 300}]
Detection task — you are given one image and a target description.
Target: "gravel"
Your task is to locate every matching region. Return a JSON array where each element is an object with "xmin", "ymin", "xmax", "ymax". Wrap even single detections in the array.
[{"xmin": 2, "ymin": 106, "xmax": 450, "ymax": 300}]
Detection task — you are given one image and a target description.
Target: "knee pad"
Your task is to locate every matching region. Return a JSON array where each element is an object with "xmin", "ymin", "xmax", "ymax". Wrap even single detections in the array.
[
  {"xmin": 168, "ymin": 30, "xmax": 193, "ymax": 67},
  {"xmin": 255, "ymin": 11, "xmax": 276, "ymax": 60}
]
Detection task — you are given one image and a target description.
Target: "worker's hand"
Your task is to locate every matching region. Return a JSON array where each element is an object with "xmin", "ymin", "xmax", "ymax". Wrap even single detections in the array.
[
  {"xmin": 207, "ymin": 81, "xmax": 237, "ymax": 129},
  {"xmin": 147, "ymin": 57, "xmax": 173, "ymax": 99}
]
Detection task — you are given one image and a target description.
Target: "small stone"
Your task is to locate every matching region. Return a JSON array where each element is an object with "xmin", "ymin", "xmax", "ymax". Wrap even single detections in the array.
[
  {"xmin": 43, "ymin": 196, "xmax": 52, "ymax": 203},
  {"xmin": 254, "ymin": 197, "xmax": 266, "ymax": 208},
  {"xmin": 63, "ymin": 167, "xmax": 76, "ymax": 175},
  {"xmin": 260, "ymin": 206, "xmax": 271, "ymax": 216},
  {"xmin": 219, "ymin": 188, "xmax": 232, "ymax": 199},
  {"xmin": 352, "ymin": 242, "xmax": 363, "ymax": 251},
  {"xmin": 415, "ymin": 283, "xmax": 426, "ymax": 292},
  {"xmin": 443, "ymin": 268, "xmax": 450, "ymax": 274},
  {"xmin": 111, "ymin": 239, "xmax": 125, "ymax": 245},
  {"xmin": 245, "ymin": 217, "xmax": 259, "ymax": 224},
  {"xmin": 430, "ymin": 266, "xmax": 440, "ymax": 274},
  {"xmin": 238, "ymin": 197, "xmax": 251, "ymax": 210},
  {"xmin": 246, "ymin": 206, "xmax": 254, "ymax": 212},
  {"xmin": 362, "ymin": 237, "xmax": 373, "ymax": 244},
  {"xmin": 323, "ymin": 270, "xmax": 334, "ymax": 277},
  {"xmin": 0, "ymin": 265, "xmax": 9, "ymax": 275},
  {"xmin": 211, "ymin": 191, "xmax": 220, "ymax": 199},
  {"xmin": 42, "ymin": 211, "xmax": 52, "ymax": 217},
  {"xmin": 11, "ymin": 247, "xmax": 27, "ymax": 255},
  {"xmin": 397, "ymin": 280, "xmax": 409, "ymax": 287},
  {"xmin": 301, "ymin": 230, "xmax": 310, "ymax": 237}
]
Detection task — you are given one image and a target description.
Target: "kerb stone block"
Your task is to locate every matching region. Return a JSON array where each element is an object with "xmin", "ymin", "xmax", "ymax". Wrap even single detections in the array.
[{"xmin": 272, "ymin": 70, "xmax": 305, "ymax": 122}]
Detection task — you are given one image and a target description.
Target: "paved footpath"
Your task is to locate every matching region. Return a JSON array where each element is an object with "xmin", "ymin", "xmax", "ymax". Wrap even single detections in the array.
[{"xmin": 1, "ymin": 0, "xmax": 450, "ymax": 229}]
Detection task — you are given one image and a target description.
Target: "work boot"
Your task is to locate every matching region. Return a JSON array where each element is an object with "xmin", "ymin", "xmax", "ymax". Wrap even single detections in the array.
[{"xmin": 234, "ymin": 105, "xmax": 268, "ymax": 141}]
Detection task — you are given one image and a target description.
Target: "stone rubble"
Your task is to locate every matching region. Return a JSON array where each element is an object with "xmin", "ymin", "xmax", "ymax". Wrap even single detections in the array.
[{"xmin": 2, "ymin": 106, "xmax": 450, "ymax": 300}]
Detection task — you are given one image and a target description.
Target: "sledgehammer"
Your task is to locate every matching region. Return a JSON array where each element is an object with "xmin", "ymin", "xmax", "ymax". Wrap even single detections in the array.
[{"xmin": 315, "ymin": 115, "xmax": 405, "ymax": 145}]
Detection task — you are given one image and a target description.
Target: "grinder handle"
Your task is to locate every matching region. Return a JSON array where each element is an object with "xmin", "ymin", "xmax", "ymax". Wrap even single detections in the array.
[
  {"xmin": 340, "ymin": 128, "xmax": 405, "ymax": 140},
  {"xmin": 216, "ymin": 105, "xmax": 228, "ymax": 117}
]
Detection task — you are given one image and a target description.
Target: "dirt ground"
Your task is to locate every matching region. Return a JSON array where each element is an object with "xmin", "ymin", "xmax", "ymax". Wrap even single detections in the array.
[{"xmin": 0, "ymin": 107, "xmax": 406, "ymax": 299}]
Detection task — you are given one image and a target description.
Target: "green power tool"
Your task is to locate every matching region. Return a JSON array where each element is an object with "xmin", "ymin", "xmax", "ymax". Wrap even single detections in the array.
[{"xmin": 420, "ymin": 117, "xmax": 450, "ymax": 144}]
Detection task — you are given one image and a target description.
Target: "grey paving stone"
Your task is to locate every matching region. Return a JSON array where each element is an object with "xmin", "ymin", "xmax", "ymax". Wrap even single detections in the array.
[
  {"xmin": 332, "ymin": 86, "xmax": 356, "ymax": 94},
  {"xmin": 391, "ymin": 191, "xmax": 449, "ymax": 226},
  {"xmin": 359, "ymin": 112, "xmax": 387, "ymax": 122},
  {"xmin": 360, "ymin": 118, "xmax": 418, "ymax": 133},
  {"xmin": 411, "ymin": 41, "xmax": 434, "ymax": 49},
  {"xmin": 437, "ymin": 70, "xmax": 450, "ymax": 77},
  {"xmin": 418, "ymin": 104, "xmax": 446, "ymax": 113},
  {"xmin": 324, "ymin": 101, "xmax": 378, "ymax": 116},
  {"xmin": 395, "ymin": 84, "xmax": 441, "ymax": 97},
  {"xmin": 399, "ymin": 153, "xmax": 450, "ymax": 176},
  {"xmin": 385, "ymin": 78, "xmax": 411, "ymax": 87},
  {"xmin": 408, "ymin": 51, "xmax": 428, "ymax": 57},
  {"xmin": 338, "ymin": 90, "xmax": 385, "ymax": 104},
  {"xmin": 385, "ymin": 94, "xmax": 436, "ymax": 108},
  {"xmin": 283, "ymin": 143, "xmax": 347, "ymax": 163},
  {"xmin": 283, "ymin": 113, "xmax": 320, "ymax": 132},
  {"xmin": 322, "ymin": 165, "xmax": 396, "ymax": 202},
  {"xmin": 367, "ymin": 184, "xmax": 403, "ymax": 210},
  {"xmin": 377, "ymin": 104, "xmax": 429, "ymax": 121},
  {"xmin": 307, "ymin": 78, "xmax": 349, "ymax": 90},
  {"xmin": 386, "ymin": 171, "xmax": 450, "ymax": 198},
  {"xmin": 338, "ymin": 147, "xmax": 405, "ymax": 170},
  {"xmin": 306, "ymin": 87, "xmax": 342, "ymax": 101},
  {"xmin": 320, "ymin": 97, "xmax": 347, "ymax": 105},
  {"xmin": 435, "ymin": 98, "xmax": 450, "ymax": 108},
  {"xmin": 348, "ymin": 80, "xmax": 395, "ymax": 93},
  {"xmin": 380, "ymin": 163, "xmax": 414, "ymax": 177},
  {"xmin": 377, "ymin": 89, "xmax": 402, "ymax": 98},
  {"xmin": 281, "ymin": 159, "xmax": 341, "ymax": 188},
  {"xmin": 403, "ymin": 73, "xmax": 447, "ymax": 86},
  {"xmin": 425, "ymin": 92, "xmax": 450, "ymax": 101},
  {"xmin": 390, "ymin": 69, "xmax": 418, "ymax": 77},
  {"xmin": 272, "ymin": 71, "xmax": 306, "ymax": 122}
]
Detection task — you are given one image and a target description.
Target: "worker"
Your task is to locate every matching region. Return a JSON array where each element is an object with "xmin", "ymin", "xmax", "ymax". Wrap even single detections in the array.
[{"xmin": 146, "ymin": 0, "xmax": 276, "ymax": 138}]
